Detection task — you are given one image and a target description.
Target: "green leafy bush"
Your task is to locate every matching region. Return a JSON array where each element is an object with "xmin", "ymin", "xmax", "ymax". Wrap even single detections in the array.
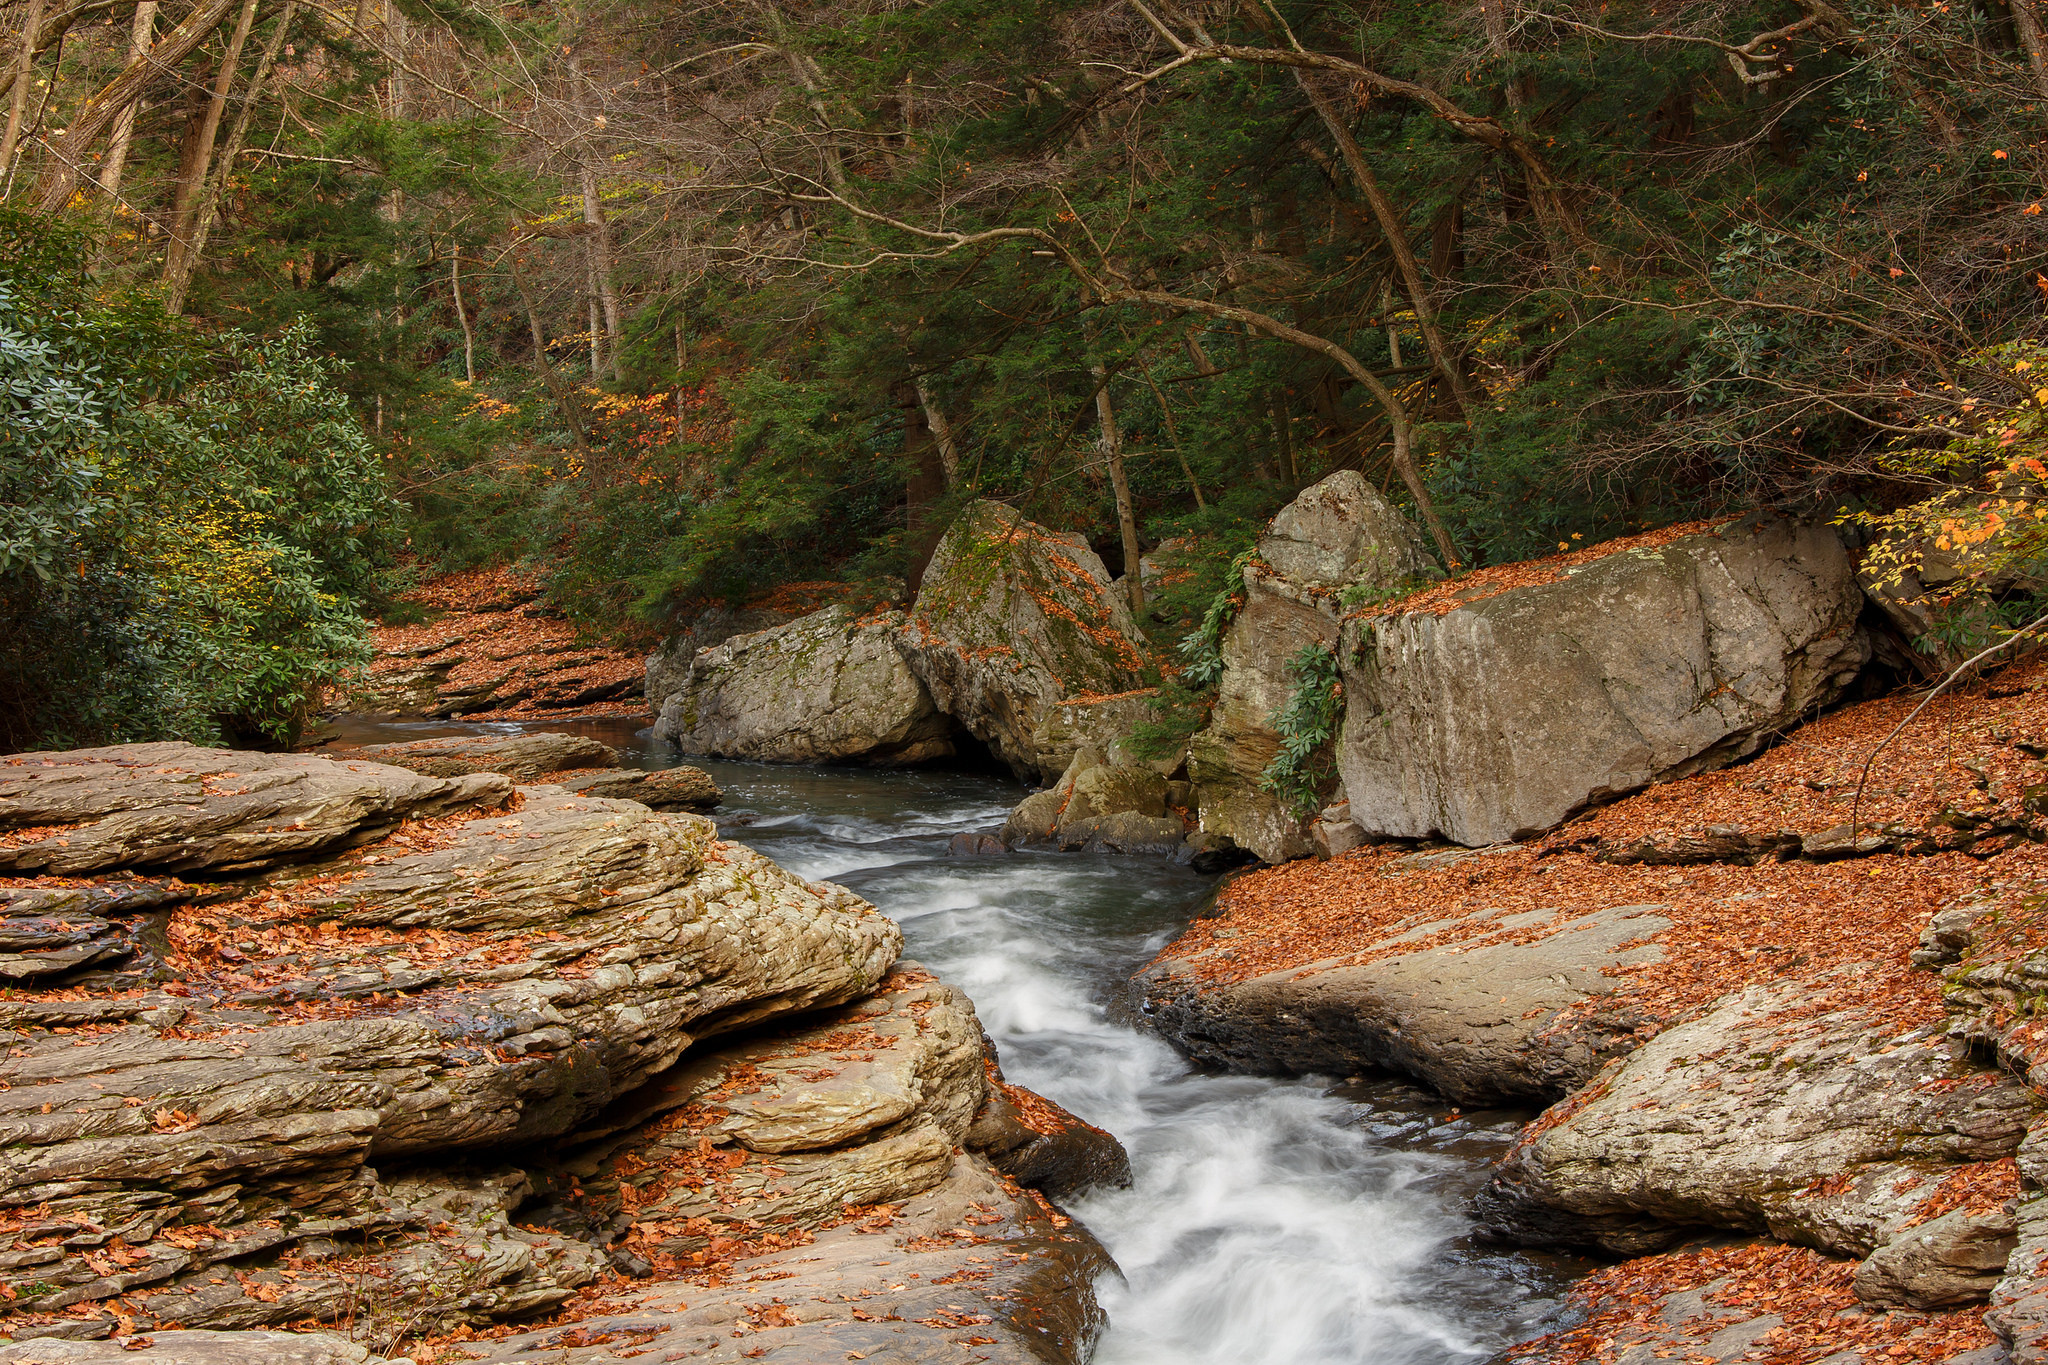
[{"xmin": 0, "ymin": 211, "xmax": 394, "ymax": 749}]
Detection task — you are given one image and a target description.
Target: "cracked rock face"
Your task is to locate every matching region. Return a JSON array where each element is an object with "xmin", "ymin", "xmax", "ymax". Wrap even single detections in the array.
[
  {"xmin": 652, "ymin": 605, "xmax": 956, "ymax": 766},
  {"xmin": 900, "ymin": 502, "xmax": 1151, "ymax": 783},
  {"xmin": 1188, "ymin": 473, "xmax": 1437, "ymax": 865},
  {"xmin": 1476, "ymin": 978, "xmax": 2032, "ymax": 1257},
  {"xmin": 0, "ymin": 745, "xmax": 900, "ymax": 1339},
  {"xmin": 1338, "ymin": 515, "xmax": 1871, "ymax": 848}
]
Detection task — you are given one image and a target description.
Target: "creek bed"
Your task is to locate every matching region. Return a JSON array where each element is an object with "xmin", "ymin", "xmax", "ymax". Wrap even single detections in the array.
[{"xmin": 324, "ymin": 715, "xmax": 1581, "ymax": 1363}]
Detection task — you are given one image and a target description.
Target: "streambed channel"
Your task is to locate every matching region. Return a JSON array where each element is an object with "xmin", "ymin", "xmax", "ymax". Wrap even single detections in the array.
[{"xmin": 327, "ymin": 715, "xmax": 1580, "ymax": 1364}]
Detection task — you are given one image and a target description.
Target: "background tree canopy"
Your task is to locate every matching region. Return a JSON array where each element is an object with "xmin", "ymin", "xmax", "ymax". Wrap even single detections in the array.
[{"xmin": 6, "ymin": 0, "xmax": 2048, "ymax": 745}]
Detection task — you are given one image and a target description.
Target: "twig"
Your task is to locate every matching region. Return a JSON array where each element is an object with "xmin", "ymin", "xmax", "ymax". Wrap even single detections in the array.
[{"xmin": 1848, "ymin": 607, "xmax": 2048, "ymax": 839}]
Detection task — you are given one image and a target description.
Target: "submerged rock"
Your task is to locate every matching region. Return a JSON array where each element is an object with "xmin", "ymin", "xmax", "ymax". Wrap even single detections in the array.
[
  {"xmin": 1338, "ymin": 515, "xmax": 1870, "ymax": 848},
  {"xmin": 900, "ymin": 502, "xmax": 1152, "ymax": 782},
  {"xmin": 653, "ymin": 605, "xmax": 955, "ymax": 766}
]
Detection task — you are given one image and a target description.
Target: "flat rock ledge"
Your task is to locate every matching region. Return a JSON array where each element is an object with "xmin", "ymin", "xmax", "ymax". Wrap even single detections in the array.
[
  {"xmin": 0, "ymin": 744, "xmax": 1114, "ymax": 1364},
  {"xmin": 1140, "ymin": 893, "xmax": 1669, "ymax": 1106}
]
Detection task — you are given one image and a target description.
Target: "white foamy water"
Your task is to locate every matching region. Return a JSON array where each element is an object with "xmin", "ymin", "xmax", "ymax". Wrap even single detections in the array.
[
  {"xmin": 332, "ymin": 718, "xmax": 1570, "ymax": 1361},
  {"xmin": 695, "ymin": 759, "xmax": 1571, "ymax": 1365}
]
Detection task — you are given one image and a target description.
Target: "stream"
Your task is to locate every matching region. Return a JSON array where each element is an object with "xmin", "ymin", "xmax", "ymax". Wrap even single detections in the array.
[{"xmin": 327, "ymin": 716, "xmax": 1579, "ymax": 1364}]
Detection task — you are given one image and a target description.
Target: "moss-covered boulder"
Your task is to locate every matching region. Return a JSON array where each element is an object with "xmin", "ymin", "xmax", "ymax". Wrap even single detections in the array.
[{"xmin": 900, "ymin": 503, "xmax": 1153, "ymax": 781}]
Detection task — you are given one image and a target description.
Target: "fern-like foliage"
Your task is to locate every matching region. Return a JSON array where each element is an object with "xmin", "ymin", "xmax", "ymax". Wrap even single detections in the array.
[
  {"xmin": 1177, "ymin": 548, "xmax": 1258, "ymax": 686},
  {"xmin": 1260, "ymin": 641, "xmax": 1343, "ymax": 815}
]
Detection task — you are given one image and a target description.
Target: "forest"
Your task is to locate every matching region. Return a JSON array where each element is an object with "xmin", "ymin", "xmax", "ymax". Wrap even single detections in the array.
[{"xmin": 5, "ymin": 0, "xmax": 2048, "ymax": 747}]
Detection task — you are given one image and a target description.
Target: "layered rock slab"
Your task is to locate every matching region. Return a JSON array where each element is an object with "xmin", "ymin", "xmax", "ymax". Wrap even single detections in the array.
[
  {"xmin": 900, "ymin": 502, "xmax": 1151, "ymax": 782},
  {"xmin": 653, "ymin": 605, "xmax": 955, "ymax": 766},
  {"xmin": 0, "ymin": 751, "xmax": 899, "ymax": 1335},
  {"xmin": 346, "ymin": 732, "xmax": 619, "ymax": 781},
  {"xmin": 455, "ymin": 1154, "xmax": 1113, "ymax": 1365},
  {"xmin": 1140, "ymin": 893, "xmax": 1669, "ymax": 1105},
  {"xmin": 1338, "ymin": 515, "xmax": 1870, "ymax": 848},
  {"xmin": 0, "ymin": 744, "xmax": 512, "ymax": 875}
]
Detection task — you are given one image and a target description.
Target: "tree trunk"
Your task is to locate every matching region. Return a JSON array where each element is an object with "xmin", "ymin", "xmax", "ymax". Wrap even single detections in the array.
[
  {"xmin": 1297, "ymin": 71, "xmax": 1475, "ymax": 415},
  {"xmin": 451, "ymin": 251, "xmax": 476, "ymax": 383},
  {"xmin": 0, "ymin": 0, "xmax": 49, "ymax": 190},
  {"xmin": 171, "ymin": 0, "xmax": 290, "ymax": 310},
  {"xmin": 1090, "ymin": 361, "xmax": 1146, "ymax": 615},
  {"xmin": 914, "ymin": 376, "xmax": 961, "ymax": 488},
  {"xmin": 163, "ymin": 0, "xmax": 260, "ymax": 310},
  {"xmin": 95, "ymin": 0, "xmax": 157, "ymax": 199},
  {"xmin": 569, "ymin": 55, "xmax": 623, "ymax": 382},
  {"xmin": 510, "ymin": 258, "xmax": 593, "ymax": 457},
  {"xmin": 2013, "ymin": 0, "xmax": 2048, "ymax": 100}
]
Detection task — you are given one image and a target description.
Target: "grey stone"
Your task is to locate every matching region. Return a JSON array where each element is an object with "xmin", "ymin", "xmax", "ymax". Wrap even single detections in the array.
[
  {"xmin": 549, "ymin": 765, "xmax": 722, "ymax": 810},
  {"xmin": 653, "ymin": 606, "xmax": 953, "ymax": 766},
  {"xmin": 900, "ymin": 502, "xmax": 1151, "ymax": 782},
  {"xmin": 1338, "ymin": 515, "xmax": 1871, "ymax": 848},
  {"xmin": 1478, "ymin": 979, "xmax": 2034, "ymax": 1255},
  {"xmin": 1856, "ymin": 1206, "xmax": 2018, "ymax": 1309},
  {"xmin": 1255, "ymin": 470, "xmax": 1438, "ymax": 590},
  {"xmin": 1142, "ymin": 899, "xmax": 1671, "ymax": 1105},
  {"xmin": 0, "ymin": 1331, "xmax": 397, "ymax": 1363}
]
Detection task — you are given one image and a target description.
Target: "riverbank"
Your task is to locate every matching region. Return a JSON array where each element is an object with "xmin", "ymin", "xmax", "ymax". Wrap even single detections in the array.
[{"xmin": 1143, "ymin": 654, "xmax": 2048, "ymax": 1361}]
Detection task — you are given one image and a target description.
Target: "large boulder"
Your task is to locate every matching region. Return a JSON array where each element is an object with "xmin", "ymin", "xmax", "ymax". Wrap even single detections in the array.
[
  {"xmin": 645, "ymin": 602, "xmax": 805, "ymax": 710},
  {"xmin": 1338, "ymin": 515, "xmax": 1870, "ymax": 848},
  {"xmin": 653, "ymin": 605, "xmax": 955, "ymax": 765},
  {"xmin": 900, "ymin": 502, "xmax": 1152, "ymax": 781},
  {"xmin": 1141, "ymin": 881, "xmax": 1670, "ymax": 1104},
  {"xmin": 1188, "ymin": 472, "xmax": 1436, "ymax": 864},
  {"xmin": 1476, "ymin": 978, "xmax": 2033, "ymax": 1257}
]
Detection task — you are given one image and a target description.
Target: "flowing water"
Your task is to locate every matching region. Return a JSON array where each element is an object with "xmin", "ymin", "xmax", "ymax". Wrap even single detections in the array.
[{"xmin": 327, "ymin": 717, "xmax": 1580, "ymax": 1363}]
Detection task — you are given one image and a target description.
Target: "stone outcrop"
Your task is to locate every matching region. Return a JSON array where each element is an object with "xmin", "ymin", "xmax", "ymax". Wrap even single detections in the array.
[
  {"xmin": 645, "ymin": 602, "xmax": 807, "ymax": 710},
  {"xmin": 653, "ymin": 605, "xmax": 956, "ymax": 766},
  {"xmin": 1001, "ymin": 748, "xmax": 1187, "ymax": 856},
  {"xmin": 1141, "ymin": 892, "xmax": 1669, "ymax": 1105},
  {"xmin": 0, "ymin": 741, "xmax": 1114, "ymax": 1358},
  {"xmin": 0, "ymin": 743, "xmax": 514, "ymax": 875},
  {"xmin": 899, "ymin": 502, "xmax": 1152, "ymax": 781},
  {"xmin": 1189, "ymin": 472, "xmax": 1436, "ymax": 864},
  {"xmin": 1475, "ymin": 979, "xmax": 2032, "ymax": 1258},
  {"xmin": 349, "ymin": 731, "xmax": 619, "ymax": 780},
  {"xmin": 1337, "ymin": 515, "xmax": 1870, "ymax": 848}
]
